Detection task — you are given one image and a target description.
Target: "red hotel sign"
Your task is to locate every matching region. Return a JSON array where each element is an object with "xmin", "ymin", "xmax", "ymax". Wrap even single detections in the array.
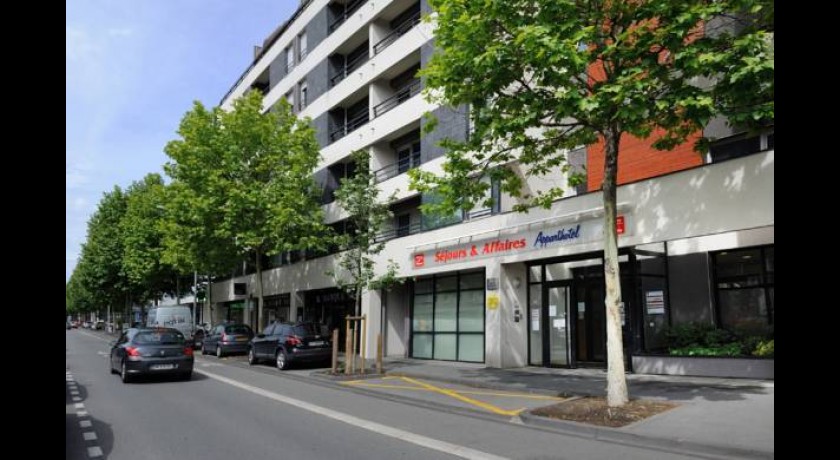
[{"xmin": 413, "ymin": 215, "xmax": 629, "ymax": 269}]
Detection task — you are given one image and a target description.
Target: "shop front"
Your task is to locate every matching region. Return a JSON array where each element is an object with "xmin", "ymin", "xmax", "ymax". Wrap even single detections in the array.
[{"xmin": 409, "ymin": 269, "xmax": 486, "ymax": 362}]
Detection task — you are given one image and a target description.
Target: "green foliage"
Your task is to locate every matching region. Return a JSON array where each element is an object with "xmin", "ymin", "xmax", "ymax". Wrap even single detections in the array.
[
  {"xmin": 413, "ymin": 0, "xmax": 774, "ymax": 215},
  {"xmin": 330, "ymin": 150, "xmax": 403, "ymax": 311},
  {"xmin": 662, "ymin": 322, "xmax": 773, "ymax": 357},
  {"xmin": 753, "ymin": 339, "xmax": 774, "ymax": 358},
  {"xmin": 121, "ymin": 173, "xmax": 179, "ymax": 303},
  {"xmin": 164, "ymin": 90, "xmax": 325, "ymax": 273}
]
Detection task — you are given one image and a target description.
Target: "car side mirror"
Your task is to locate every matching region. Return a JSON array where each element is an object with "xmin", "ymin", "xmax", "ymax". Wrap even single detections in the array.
[{"xmin": 257, "ymin": 333, "xmax": 266, "ymax": 339}]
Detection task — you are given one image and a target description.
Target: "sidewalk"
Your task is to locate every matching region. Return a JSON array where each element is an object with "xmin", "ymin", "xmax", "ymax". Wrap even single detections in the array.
[{"xmin": 381, "ymin": 358, "xmax": 774, "ymax": 458}]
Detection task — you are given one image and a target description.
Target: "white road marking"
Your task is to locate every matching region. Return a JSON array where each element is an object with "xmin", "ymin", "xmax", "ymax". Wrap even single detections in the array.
[
  {"xmin": 72, "ymin": 397, "xmax": 82, "ymax": 402},
  {"xmin": 75, "ymin": 403, "xmax": 85, "ymax": 409},
  {"xmin": 83, "ymin": 432, "xmax": 98, "ymax": 441},
  {"xmin": 77, "ymin": 411, "xmax": 88, "ymax": 417},
  {"xmin": 197, "ymin": 369, "xmax": 509, "ymax": 460},
  {"xmin": 87, "ymin": 446, "xmax": 103, "ymax": 458},
  {"xmin": 71, "ymin": 391, "xmax": 80, "ymax": 395},
  {"xmin": 79, "ymin": 420, "xmax": 92, "ymax": 428}
]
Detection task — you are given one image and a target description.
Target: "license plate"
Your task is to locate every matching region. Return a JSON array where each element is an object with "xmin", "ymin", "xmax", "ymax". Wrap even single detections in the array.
[
  {"xmin": 309, "ymin": 341, "xmax": 324, "ymax": 347},
  {"xmin": 151, "ymin": 364, "xmax": 175, "ymax": 370},
  {"xmin": 236, "ymin": 336, "xmax": 249, "ymax": 342}
]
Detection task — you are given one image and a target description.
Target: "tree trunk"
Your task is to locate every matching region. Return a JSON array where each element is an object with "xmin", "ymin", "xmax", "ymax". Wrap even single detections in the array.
[
  {"xmin": 207, "ymin": 275, "xmax": 213, "ymax": 325},
  {"xmin": 255, "ymin": 248, "xmax": 265, "ymax": 331},
  {"xmin": 602, "ymin": 127, "xmax": 629, "ymax": 408}
]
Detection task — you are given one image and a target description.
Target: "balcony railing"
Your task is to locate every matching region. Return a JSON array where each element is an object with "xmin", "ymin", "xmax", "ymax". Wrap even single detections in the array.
[
  {"xmin": 374, "ymin": 150, "xmax": 421, "ymax": 182},
  {"xmin": 373, "ymin": 11, "xmax": 421, "ymax": 55},
  {"xmin": 374, "ymin": 221, "xmax": 423, "ymax": 243},
  {"xmin": 329, "ymin": 50, "xmax": 370, "ymax": 87},
  {"xmin": 329, "ymin": 0, "xmax": 365, "ymax": 33},
  {"xmin": 372, "ymin": 79, "xmax": 421, "ymax": 118},
  {"xmin": 329, "ymin": 111, "xmax": 370, "ymax": 143}
]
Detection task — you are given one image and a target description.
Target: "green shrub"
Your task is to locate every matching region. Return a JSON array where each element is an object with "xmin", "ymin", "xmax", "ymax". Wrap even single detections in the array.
[
  {"xmin": 753, "ymin": 339, "xmax": 774, "ymax": 357},
  {"xmin": 662, "ymin": 322, "xmax": 774, "ymax": 358},
  {"xmin": 669, "ymin": 343, "xmax": 743, "ymax": 357}
]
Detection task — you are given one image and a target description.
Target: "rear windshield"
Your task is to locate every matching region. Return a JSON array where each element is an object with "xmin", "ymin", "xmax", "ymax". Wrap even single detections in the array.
[
  {"xmin": 134, "ymin": 331, "xmax": 185, "ymax": 345},
  {"xmin": 225, "ymin": 325, "xmax": 253, "ymax": 335},
  {"xmin": 292, "ymin": 324, "xmax": 325, "ymax": 336}
]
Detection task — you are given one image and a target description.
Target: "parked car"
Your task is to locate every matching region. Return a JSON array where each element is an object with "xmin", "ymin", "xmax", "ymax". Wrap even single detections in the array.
[
  {"xmin": 83, "ymin": 321, "xmax": 93, "ymax": 329},
  {"xmin": 66, "ymin": 320, "xmax": 72, "ymax": 330},
  {"xmin": 71, "ymin": 321, "xmax": 80, "ymax": 328},
  {"xmin": 109, "ymin": 327, "xmax": 193, "ymax": 383},
  {"xmin": 248, "ymin": 322, "xmax": 331, "ymax": 370},
  {"xmin": 202, "ymin": 323, "xmax": 254, "ymax": 357},
  {"xmin": 94, "ymin": 320, "xmax": 106, "ymax": 330}
]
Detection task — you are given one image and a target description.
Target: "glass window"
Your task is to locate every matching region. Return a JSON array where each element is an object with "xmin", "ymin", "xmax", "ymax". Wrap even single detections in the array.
[
  {"xmin": 433, "ymin": 334, "xmax": 457, "ymax": 360},
  {"xmin": 713, "ymin": 246, "xmax": 774, "ymax": 334},
  {"xmin": 134, "ymin": 331, "xmax": 184, "ymax": 345},
  {"xmin": 528, "ymin": 265, "xmax": 542, "ymax": 283},
  {"xmin": 458, "ymin": 334, "xmax": 483, "ymax": 362},
  {"xmin": 262, "ymin": 324, "xmax": 275, "ymax": 335},
  {"xmin": 412, "ymin": 334, "xmax": 432, "ymax": 359},
  {"xmin": 414, "ymin": 278, "xmax": 433, "ymax": 294},
  {"xmin": 458, "ymin": 290, "xmax": 484, "ymax": 332},
  {"xmin": 285, "ymin": 46, "xmax": 294, "ymax": 71},
  {"xmin": 434, "ymin": 292, "xmax": 457, "ymax": 332},
  {"xmin": 459, "ymin": 272, "xmax": 484, "ymax": 290},
  {"xmin": 298, "ymin": 32, "xmax": 308, "ymax": 60},
  {"xmin": 413, "ymin": 294, "xmax": 433, "ymax": 332},
  {"xmin": 435, "ymin": 275, "xmax": 457, "ymax": 292},
  {"xmin": 299, "ymin": 81, "xmax": 308, "ymax": 110},
  {"xmin": 225, "ymin": 325, "xmax": 253, "ymax": 335}
]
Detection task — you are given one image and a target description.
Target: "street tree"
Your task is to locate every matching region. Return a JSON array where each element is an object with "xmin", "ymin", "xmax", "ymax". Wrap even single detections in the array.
[
  {"xmin": 121, "ymin": 173, "xmax": 179, "ymax": 306},
  {"xmin": 330, "ymin": 149, "xmax": 402, "ymax": 319},
  {"xmin": 165, "ymin": 91, "xmax": 324, "ymax": 329},
  {"xmin": 77, "ymin": 186, "xmax": 130, "ymax": 319},
  {"xmin": 412, "ymin": 0, "xmax": 774, "ymax": 406}
]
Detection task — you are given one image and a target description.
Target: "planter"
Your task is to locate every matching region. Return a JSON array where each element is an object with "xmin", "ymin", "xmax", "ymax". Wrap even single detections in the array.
[{"xmin": 632, "ymin": 354, "xmax": 774, "ymax": 379}]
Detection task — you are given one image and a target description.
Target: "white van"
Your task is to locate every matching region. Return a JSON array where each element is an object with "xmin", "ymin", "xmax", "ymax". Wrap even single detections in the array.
[{"xmin": 146, "ymin": 306, "xmax": 194, "ymax": 340}]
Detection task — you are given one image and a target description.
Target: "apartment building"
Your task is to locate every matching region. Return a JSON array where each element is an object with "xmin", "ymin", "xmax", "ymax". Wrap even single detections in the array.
[{"xmin": 208, "ymin": 0, "xmax": 774, "ymax": 372}]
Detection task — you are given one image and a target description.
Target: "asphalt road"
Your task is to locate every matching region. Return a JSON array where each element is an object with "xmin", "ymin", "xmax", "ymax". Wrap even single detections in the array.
[{"xmin": 66, "ymin": 329, "xmax": 704, "ymax": 460}]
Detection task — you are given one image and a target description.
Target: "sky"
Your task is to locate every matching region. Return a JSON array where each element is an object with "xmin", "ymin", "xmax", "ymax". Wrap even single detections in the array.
[{"xmin": 66, "ymin": 0, "xmax": 299, "ymax": 281}]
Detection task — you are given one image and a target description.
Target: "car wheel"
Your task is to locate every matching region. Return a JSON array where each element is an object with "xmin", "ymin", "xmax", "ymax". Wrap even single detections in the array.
[
  {"xmin": 109, "ymin": 357, "xmax": 118, "ymax": 375},
  {"xmin": 276, "ymin": 350, "xmax": 288, "ymax": 370},
  {"xmin": 120, "ymin": 361, "xmax": 131, "ymax": 383},
  {"xmin": 216, "ymin": 345, "xmax": 223, "ymax": 358},
  {"xmin": 248, "ymin": 348, "xmax": 257, "ymax": 365}
]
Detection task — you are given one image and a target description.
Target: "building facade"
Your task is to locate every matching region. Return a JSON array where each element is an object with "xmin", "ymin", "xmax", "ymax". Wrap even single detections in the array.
[{"xmin": 206, "ymin": 0, "xmax": 774, "ymax": 370}]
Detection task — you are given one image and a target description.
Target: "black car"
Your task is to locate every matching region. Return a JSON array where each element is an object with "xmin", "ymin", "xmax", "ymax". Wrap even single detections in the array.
[
  {"xmin": 109, "ymin": 327, "xmax": 194, "ymax": 383},
  {"xmin": 202, "ymin": 323, "xmax": 254, "ymax": 357},
  {"xmin": 248, "ymin": 322, "xmax": 332, "ymax": 370}
]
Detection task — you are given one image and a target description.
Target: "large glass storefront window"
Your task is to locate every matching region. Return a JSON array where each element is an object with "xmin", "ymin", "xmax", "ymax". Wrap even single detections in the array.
[
  {"xmin": 411, "ymin": 269, "xmax": 485, "ymax": 362},
  {"xmin": 712, "ymin": 245, "xmax": 774, "ymax": 334}
]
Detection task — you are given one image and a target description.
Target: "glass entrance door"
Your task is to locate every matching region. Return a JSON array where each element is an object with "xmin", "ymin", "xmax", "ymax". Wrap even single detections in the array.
[
  {"xmin": 546, "ymin": 283, "xmax": 570, "ymax": 366},
  {"xmin": 529, "ymin": 282, "xmax": 570, "ymax": 367}
]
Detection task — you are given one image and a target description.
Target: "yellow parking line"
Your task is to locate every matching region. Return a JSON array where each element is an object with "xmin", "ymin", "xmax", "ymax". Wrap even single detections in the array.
[
  {"xmin": 348, "ymin": 383, "xmax": 431, "ymax": 391},
  {"xmin": 399, "ymin": 376, "xmax": 525, "ymax": 416},
  {"xmin": 457, "ymin": 390, "xmax": 565, "ymax": 401}
]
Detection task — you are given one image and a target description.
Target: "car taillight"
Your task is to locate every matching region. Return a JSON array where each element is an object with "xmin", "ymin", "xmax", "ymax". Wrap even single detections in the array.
[
  {"xmin": 183, "ymin": 347, "xmax": 194, "ymax": 357},
  {"xmin": 286, "ymin": 336, "xmax": 302, "ymax": 347},
  {"xmin": 126, "ymin": 346, "xmax": 142, "ymax": 357},
  {"xmin": 221, "ymin": 334, "xmax": 230, "ymax": 342}
]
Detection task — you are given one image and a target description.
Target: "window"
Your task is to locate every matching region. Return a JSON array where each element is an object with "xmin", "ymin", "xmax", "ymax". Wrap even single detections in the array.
[
  {"xmin": 712, "ymin": 245, "xmax": 774, "ymax": 334},
  {"xmin": 285, "ymin": 46, "xmax": 295, "ymax": 73},
  {"xmin": 285, "ymin": 90, "xmax": 295, "ymax": 113},
  {"xmin": 411, "ymin": 270, "xmax": 485, "ymax": 362},
  {"xmin": 299, "ymin": 81, "xmax": 308, "ymax": 110},
  {"xmin": 396, "ymin": 214, "xmax": 411, "ymax": 237},
  {"xmin": 421, "ymin": 192, "xmax": 463, "ymax": 231},
  {"xmin": 709, "ymin": 131, "xmax": 774, "ymax": 163},
  {"xmin": 298, "ymin": 32, "xmax": 308, "ymax": 61}
]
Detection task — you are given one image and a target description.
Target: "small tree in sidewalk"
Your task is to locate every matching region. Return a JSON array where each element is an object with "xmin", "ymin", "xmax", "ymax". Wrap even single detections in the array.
[{"xmin": 330, "ymin": 150, "xmax": 402, "ymax": 346}]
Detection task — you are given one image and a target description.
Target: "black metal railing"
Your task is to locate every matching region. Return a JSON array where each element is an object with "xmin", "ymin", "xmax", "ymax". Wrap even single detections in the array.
[
  {"xmin": 374, "ymin": 150, "xmax": 421, "ymax": 182},
  {"xmin": 329, "ymin": 0, "xmax": 365, "ymax": 33},
  {"xmin": 373, "ymin": 80, "xmax": 421, "ymax": 118},
  {"xmin": 329, "ymin": 111, "xmax": 370, "ymax": 143},
  {"xmin": 374, "ymin": 221, "xmax": 423, "ymax": 243},
  {"xmin": 299, "ymin": 46, "xmax": 308, "ymax": 62},
  {"xmin": 373, "ymin": 11, "xmax": 421, "ymax": 55},
  {"xmin": 329, "ymin": 50, "xmax": 370, "ymax": 87}
]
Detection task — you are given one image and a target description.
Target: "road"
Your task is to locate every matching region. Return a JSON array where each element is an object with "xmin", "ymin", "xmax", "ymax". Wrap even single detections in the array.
[{"xmin": 66, "ymin": 329, "xmax": 704, "ymax": 460}]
